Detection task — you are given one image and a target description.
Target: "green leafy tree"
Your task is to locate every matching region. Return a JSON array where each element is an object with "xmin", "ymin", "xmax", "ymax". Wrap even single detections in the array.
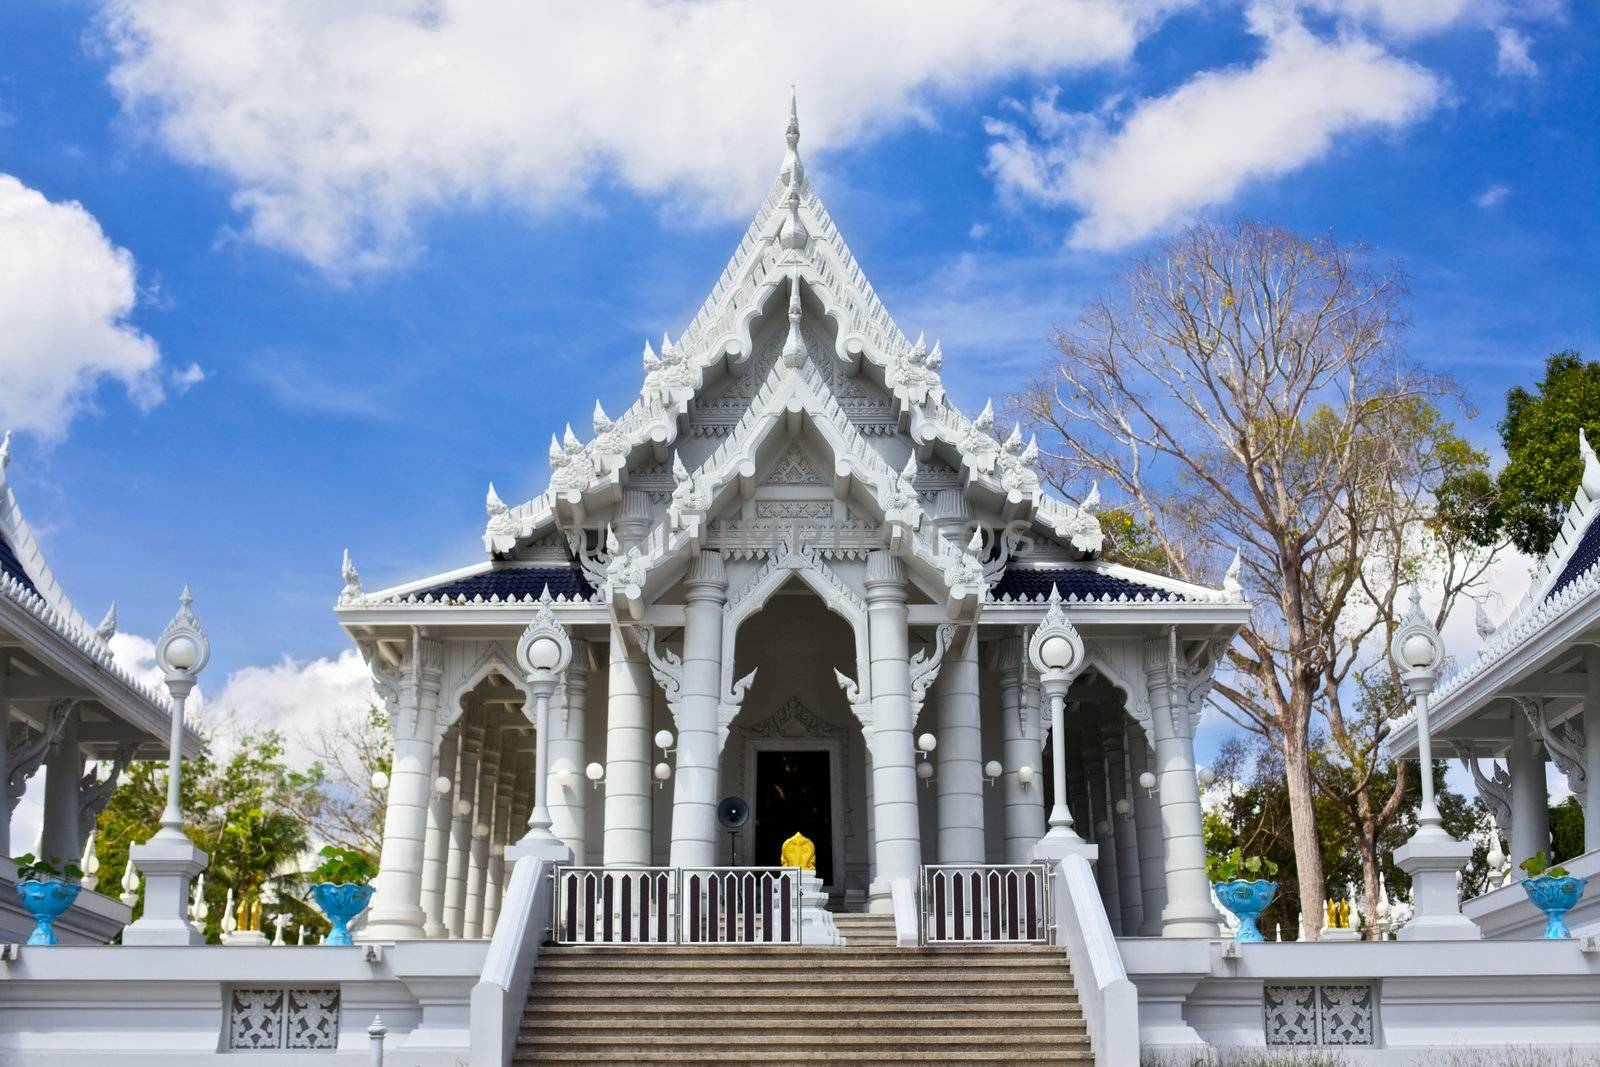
[
  {"xmin": 1447, "ymin": 351, "xmax": 1600, "ymax": 555},
  {"xmin": 94, "ymin": 731, "xmax": 329, "ymax": 943}
]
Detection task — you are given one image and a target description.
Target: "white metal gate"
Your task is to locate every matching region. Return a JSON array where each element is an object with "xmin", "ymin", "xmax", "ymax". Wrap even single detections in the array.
[{"xmin": 921, "ymin": 863, "xmax": 1051, "ymax": 944}]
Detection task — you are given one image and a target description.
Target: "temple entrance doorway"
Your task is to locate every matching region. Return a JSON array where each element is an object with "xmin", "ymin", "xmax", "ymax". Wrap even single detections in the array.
[{"xmin": 754, "ymin": 748, "xmax": 834, "ymax": 881}]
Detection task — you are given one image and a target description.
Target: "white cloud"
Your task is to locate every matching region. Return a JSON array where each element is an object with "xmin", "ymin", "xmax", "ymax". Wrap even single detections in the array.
[
  {"xmin": 1475, "ymin": 182, "xmax": 1510, "ymax": 208},
  {"xmin": 1494, "ymin": 26, "xmax": 1538, "ymax": 77},
  {"xmin": 171, "ymin": 362, "xmax": 205, "ymax": 391},
  {"xmin": 203, "ymin": 649, "xmax": 379, "ymax": 769},
  {"xmin": 985, "ymin": 23, "xmax": 1442, "ymax": 250},
  {"xmin": 0, "ymin": 174, "xmax": 163, "ymax": 440},
  {"xmin": 95, "ymin": 0, "xmax": 1188, "ymax": 274}
]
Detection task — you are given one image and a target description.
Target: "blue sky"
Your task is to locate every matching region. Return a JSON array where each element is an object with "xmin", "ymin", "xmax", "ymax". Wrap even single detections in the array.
[{"xmin": 0, "ymin": 1, "xmax": 1596, "ymax": 757}]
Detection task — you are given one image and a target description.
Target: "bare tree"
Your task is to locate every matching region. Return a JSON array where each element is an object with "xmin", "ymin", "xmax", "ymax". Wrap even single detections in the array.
[
  {"xmin": 1015, "ymin": 219, "xmax": 1476, "ymax": 937},
  {"xmin": 287, "ymin": 703, "xmax": 391, "ymax": 855}
]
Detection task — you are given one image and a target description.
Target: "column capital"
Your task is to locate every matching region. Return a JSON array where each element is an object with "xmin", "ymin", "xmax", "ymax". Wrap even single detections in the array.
[
  {"xmin": 685, "ymin": 550, "xmax": 728, "ymax": 598},
  {"xmin": 864, "ymin": 550, "xmax": 907, "ymax": 593}
]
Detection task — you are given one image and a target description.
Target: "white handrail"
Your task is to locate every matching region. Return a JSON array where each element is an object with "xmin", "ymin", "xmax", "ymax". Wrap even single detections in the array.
[
  {"xmin": 890, "ymin": 877, "xmax": 918, "ymax": 947},
  {"xmin": 1050, "ymin": 854, "xmax": 1139, "ymax": 1067},
  {"xmin": 469, "ymin": 856, "xmax": 555, "ymax": 1067}
]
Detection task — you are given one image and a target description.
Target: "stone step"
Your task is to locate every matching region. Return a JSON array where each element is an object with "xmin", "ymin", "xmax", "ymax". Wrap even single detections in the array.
[
  {"xmin": 531, "ymin": 965, "xmax": 1071, "ymax": 981},
  {"xmin": 538, "ymin": 945, "xmax": 1065, "ymax": 960},
  {"xmin": 520, "ymin": 1013, "xmax": 1086, "ymax": 1031},
  {"xmin": 514, "ymin": 1050, "xmax": 1093, "ymax": 1064},
  {"xmin": 530, "ymin": 981, "xmax": 1078, "ymax": 998},
  {"xmin": 535, "ymin": 956, "xmax": 1069, "ymax": 971},
  {"xmin": 519, "ymin": 1031, "xmax": 1087, "ymax": 1049},
  {"xmin": 526, "ymin": 999, "xmax": 1084, "ymax": 1018}
]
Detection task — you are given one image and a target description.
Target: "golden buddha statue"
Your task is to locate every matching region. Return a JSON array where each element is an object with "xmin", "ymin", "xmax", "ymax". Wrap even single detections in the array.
[{"xmin": 780, "ymin": 832, "xmax": 817, "ymax": 872}]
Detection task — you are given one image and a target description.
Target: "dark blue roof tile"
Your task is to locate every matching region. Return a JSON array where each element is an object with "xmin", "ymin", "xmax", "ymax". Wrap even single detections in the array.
[
  {"xmin": 409, "ymin": 565, "xmax": 593, "ymax": 603},
  {"xmin": 1546, "ymin": 514, "xmax": 1600, "ymax": 601},
  {"xmin": 0, "ymin": 529, "xmax": 38, "ymax": 596},
  {"xmin": 991, "ymin": 567, "xmax": 1181, "ymax": 602}
]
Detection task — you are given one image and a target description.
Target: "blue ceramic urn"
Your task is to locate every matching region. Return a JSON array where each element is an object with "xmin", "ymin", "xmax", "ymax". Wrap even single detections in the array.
[
  {"xmin": 1213, "ymin": 879, "xmax": 1278, "ymax": 942},
  {"xmin": 15, "ymin": 878, "xmax": 81, "ymax": 946},
  {"xmin": 310, "ymin": 882, "xmax": 375, "ymax": 946},
  {"xmin": 1522, "ymin": 875, "xmax": 1586, "ymax": 939}
]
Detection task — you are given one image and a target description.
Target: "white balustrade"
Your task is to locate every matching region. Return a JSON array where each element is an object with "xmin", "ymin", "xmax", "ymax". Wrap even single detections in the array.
[{"xmin": 921, "ymin": 863, "xmax": 1051, "ymax": 944}]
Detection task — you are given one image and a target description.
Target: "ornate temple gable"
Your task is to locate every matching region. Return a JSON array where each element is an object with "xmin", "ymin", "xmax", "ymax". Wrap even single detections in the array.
[{"xmin": 484, "ymin": 95, "xmax": 1104, "ymax": 559}]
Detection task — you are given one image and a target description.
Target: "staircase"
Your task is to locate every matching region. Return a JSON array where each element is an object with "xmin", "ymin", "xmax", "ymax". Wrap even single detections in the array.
[{"xmin": 517, "ymin": 924, "xmax": 1092, "ymax": 1064}]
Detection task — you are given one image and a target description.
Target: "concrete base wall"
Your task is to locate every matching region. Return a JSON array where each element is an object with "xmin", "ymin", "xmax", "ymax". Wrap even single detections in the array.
[
  {"xmin": 1122, "ymin": 937, "xmax": 1600, "ymax": 1064},
  {"xmin": 0, "ymin": 940, "xmax": 488, "ymax": 1066}
]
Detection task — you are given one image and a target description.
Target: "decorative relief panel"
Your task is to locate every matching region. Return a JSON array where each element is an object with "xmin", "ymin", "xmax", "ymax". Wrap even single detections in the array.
[
  {"xmin": 1318, "ymin": 985, "xmax": 1376, "ymax": 1046},
  {"xmin": 755, "ymin": 500, "xmax": 833, "ymax": 520},
  {"xmin": 768, "ymin": 444, "xmax": 824, "ymax": 485},
  {"xmin": 226, "ymin": 987, "xmax": 340, "ymax": 1051},
  {"xmin": 1264, "ymin": 983, "xmax": 1375, "ymax": 1047}
]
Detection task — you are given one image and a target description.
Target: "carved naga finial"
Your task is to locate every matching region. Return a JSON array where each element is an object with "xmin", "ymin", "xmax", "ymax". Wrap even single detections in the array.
[
  {"xmin": 96, "ymin": 602, "xmax": 117, "ymax": 642},
  {"xmin": 339, "ymin": 549, "xmax": 363, "ymax": 604},
  {"xmin": 1581, "ymin": 429, "xmax": 1600, "ymax": 502}
]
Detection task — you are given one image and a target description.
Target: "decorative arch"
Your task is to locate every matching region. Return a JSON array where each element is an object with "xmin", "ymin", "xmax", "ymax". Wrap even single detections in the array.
[
  {"xmin": 719, "ymin": 544, "xmax": 872, "ymax": 728},
  {"xmin": 440, "ymin": 641, "xmax": 527, "ymax": 733},
  {"xmin": 1083, "ymin": 637, "xmax": 1154, "ymax": 747}
]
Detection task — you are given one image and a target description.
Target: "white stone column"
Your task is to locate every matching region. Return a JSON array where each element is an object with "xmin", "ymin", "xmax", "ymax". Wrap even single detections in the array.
[
  {"xmin": 934, "ymin": 627, "xmax": 984, "ymax": 863},
  {"xmin": 1585, "ymin": 647, "xmax": 1600, "ymax": 853},
  {"xmin": 1106, "ymin": 722, "xmax": 1143, "ymax": 935},
  {"xmin": 443, "ymin": 720, "xmax": 480, "ymax": 938},
  {"xmin": 1145, "ymin": 640, "xmax": 1217, "ymax": 938},
  {"xmin": 998, "ymin": 637, "xmax": 1046, "ymax": 864},
  {"xmin": 364, "ymin": 641, "xmax": 442, "ymax": 940},
  {"xmin": 420, "ymin": 731, "xmax": 457, "ymax": 939},
  {"xmin": 1129, "ymin": 725, "xmax": 1167, "ymax": 936},
  {"xmin": 547, "ymin": 644, "xmax": 589, "ymax": 862},
  {"xmin": 1507, "ymin": 710, "xmax": 1550, "ymax": 869},
  {"xmin": 465, "ymin": 726, "xmax": 500, "ymax": 938},
  {"xmin": 604, "ymin": 622, "xmax": 654, "ymax": 867},
  {"xmin": 1086, "ymin": 737, "xmax": 1122, "ymax": 931},
  {"xmin": 865, "ymin": 551, "xmax": 921, "ymax": 911},
  {"xmin": 40, "ymin": 703, "xmax": 81, "ymax": 867},
  {"xmin": 670, "ymin": 552, "xmax": 727, "ymax": 868},
  {"xmin": 484, "ymin": 751, "xmax": 515, "ymax": 934}
]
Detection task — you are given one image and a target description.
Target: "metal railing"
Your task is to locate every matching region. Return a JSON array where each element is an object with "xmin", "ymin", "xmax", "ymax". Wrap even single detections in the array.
[
  {"xmin": 552, "ymin": 866, "xmax": 802, "ymax": 945},
  {"xmin": 680, "ymin": 867, "xmax": 802, "ymax": 944},
  {"xmin": 553, "ymin": 866, "xmax": 675, "ymax": 945},
  {"xmin": 921, "ymin": 863, "xmax": 1051, "ymax": 944}
]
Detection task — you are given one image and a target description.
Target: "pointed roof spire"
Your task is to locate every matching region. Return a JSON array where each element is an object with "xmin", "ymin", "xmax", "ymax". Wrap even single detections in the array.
[
  {"xmin": 780, "ymin": 86, "xmax": 805, "ymax": 186},
  {"xmin": 0, "ymin": 430, "xmax": 10, "ymax": 472},
  {"xmin": 592, "ymin": 400, "xmax": 612, "ymax": 434}
]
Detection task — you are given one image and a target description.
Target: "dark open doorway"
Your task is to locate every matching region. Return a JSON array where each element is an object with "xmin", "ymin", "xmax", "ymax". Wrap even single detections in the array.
[{"xmin": 754, "ymin": 749, "xmax": 833, "ymax": 880}]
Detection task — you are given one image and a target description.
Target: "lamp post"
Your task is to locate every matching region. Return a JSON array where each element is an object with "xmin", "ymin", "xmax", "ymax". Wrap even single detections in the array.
[
  {"xmin": 1389, "ymin": 586, "xmax": 1480, "ymax": 941},
  {"xmin": 1026, "ymin": 589, "xmax": 1095, "ymax": 863},
  {"xmin": 123, "ymin": 585, "xmax": 210, "ymax": 945},
  {"xmin": 507, "ymin": 597, "xmax": 575, "ymax": 863}
]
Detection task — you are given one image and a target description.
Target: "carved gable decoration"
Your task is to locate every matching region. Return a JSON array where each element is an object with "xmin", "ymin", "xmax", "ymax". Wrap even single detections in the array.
[
  {"xmin": 767, "ymin": 443, "xmax": 824, "ymax": 487},
  {"xmin": 739, "ymin": 696, "xmax": 842, "ymax": 738}
]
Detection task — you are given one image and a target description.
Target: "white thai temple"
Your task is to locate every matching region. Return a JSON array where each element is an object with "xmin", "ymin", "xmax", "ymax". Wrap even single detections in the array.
[
  {"xmin": 334, "ymin": 94, "xmax": 1250, "ymax": 946},
  {"xmin": 2, "ymin": 99, "xmax": 1600, "ymax": 1066}
]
